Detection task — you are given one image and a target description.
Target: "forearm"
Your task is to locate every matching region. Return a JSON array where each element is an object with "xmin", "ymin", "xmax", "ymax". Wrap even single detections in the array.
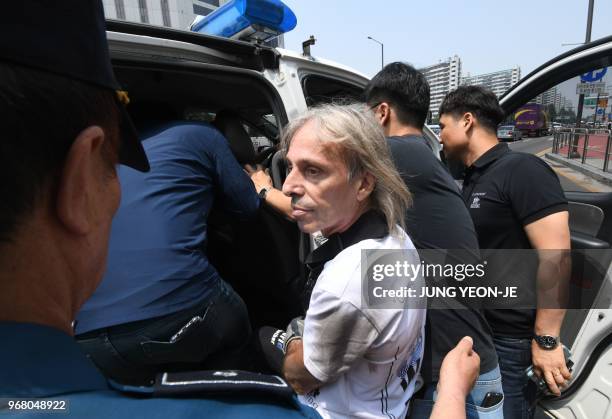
[
  {"xmin": 430, "ymin": 390, "xmax": 466, "ymax": 419},
  {"xmin": 282, "ymin": 340, "xmax": 321, "ymax": 395},
  {"xmin": 535, "ymin": 250, "xmax": 570, "ymax": 335},
  {"xmin": 534, "ymin": 309, "xmax": 566, "ymax": 336},
  {"xmin": 264, "ymin": 188, "xmax": 295, "ymax": 221}
]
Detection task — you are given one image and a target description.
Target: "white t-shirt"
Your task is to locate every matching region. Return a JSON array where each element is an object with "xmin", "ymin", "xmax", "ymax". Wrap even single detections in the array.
[{"xmin": 298, "ymin": 228, "xmax": 426, "ymax": 419}]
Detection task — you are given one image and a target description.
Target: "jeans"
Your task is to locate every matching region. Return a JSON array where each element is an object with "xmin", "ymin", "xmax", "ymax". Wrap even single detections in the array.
[
  {"xmin": 76, "ymin": 280, "xmax": 251, "ymax": 386},
  {"xmin": 494, "ymin": 336, "xmax": 536, "ymax": 419},
  {"xmin": 409, "ymin": 365, "xmax": 504, "ymax": 419}
]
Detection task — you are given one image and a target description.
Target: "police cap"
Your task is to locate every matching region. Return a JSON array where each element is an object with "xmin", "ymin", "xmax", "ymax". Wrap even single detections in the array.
[{"xmin": 0, "ymin": 0, "xmax": 150, "ymax": 172}]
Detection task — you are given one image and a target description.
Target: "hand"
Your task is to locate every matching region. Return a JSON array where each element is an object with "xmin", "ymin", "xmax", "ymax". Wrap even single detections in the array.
[
  {"xmin": 437, "ymin": 336, "xmax": 480, "ymax": 401},
  {"xmin": 244, "ymin": 164, "xmax": 273, "ymax": 192},
  {"xmin": 531, "ymin": 340, "xmax": 571, "ymax": 396}
]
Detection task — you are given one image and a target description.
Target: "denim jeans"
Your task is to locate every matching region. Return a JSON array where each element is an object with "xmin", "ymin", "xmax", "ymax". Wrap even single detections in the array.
[
  {"xmin": 494, "ymin": 336, "xmax": 536, "ymax": 419},
  {"xmin": 76, "ymin": 280, "xmax": 251, "ymax": 386},
  {"xmin": 409, "ymin": 365, "xmax": 504, "ymax": 419}
]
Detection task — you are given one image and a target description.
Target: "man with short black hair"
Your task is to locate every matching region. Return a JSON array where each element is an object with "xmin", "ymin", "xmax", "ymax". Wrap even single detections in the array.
[
  {"xmin": 365, "ymin": 63, "xmax": 502, "ymax": 418},
  {"xmin": 439, "ymin": 85, "xmax": 572, "ymax": 419}
]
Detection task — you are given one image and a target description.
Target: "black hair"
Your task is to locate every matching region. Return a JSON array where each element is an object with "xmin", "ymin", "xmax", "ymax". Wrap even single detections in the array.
[
  {"xmin": 364, "ymin": 62, "xmax": 430, "ymax": 129},
  {"xmin": 0, "ymin": 61, "xmax": 120, "ymax": 243},
  {"xmin": 439, "ymin": 85, "xmax": 505, "ymax": 133}
]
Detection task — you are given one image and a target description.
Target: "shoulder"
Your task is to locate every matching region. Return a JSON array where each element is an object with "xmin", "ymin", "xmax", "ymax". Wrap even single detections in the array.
[
  {"xmin": 498, "ymin": 151, "xmax": 548, "ymax": 170},
  {"xmin": 387, "ymin": 135, "xmax": 433, "ymax": 157},
  {"xmin": 146, "ymin": 121, "xmax": 227, "ymax": 149},
  {"xmin": 316, "ymin": 230, "xmax": 416, "ymax": 299},
  {"xmin": 501, "ymin": 151, "xmax": 558, "ymax": 181},
  {"xmin": 387, "ymin": 136, "xmax": 439, "ymax": 177}
]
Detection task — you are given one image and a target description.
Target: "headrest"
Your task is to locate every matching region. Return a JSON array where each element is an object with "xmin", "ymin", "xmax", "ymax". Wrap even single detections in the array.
[{"xmin": 213, "ymin": 111, "xmax": 256, "ymax": 165}]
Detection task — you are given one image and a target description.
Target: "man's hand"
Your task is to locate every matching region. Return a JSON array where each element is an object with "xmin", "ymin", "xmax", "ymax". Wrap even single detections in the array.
[
  {"xmin": 431, "ymin": 336, "xmax": 480, "ymax": 419},
  {"xmin": 531, "ymin": 341, "xmax": 571, "ymax": 396},
  {"xmin": 245, "ymin": 164, "xmax": 273, "ymax": 193},
  {"xmin": 437, "ymin": 336, "xmax": 480, "ymax": 400},
  {"xmin": 244, "ymin": 163, "xmax": 294, "ymax": 219},
  {"xmin": 282, "ymin": 339, "xmax": 321, "ymax": 395}
]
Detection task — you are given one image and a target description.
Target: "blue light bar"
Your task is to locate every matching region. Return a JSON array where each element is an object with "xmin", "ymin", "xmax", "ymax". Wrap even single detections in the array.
[{"xmin": 191, "ymin": 0, "xmax": 297, "ymax": 42}]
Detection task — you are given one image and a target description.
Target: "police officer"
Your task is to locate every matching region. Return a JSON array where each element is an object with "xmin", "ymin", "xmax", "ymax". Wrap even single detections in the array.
[{"xmin": 0, "ymin": 2, "xmax": 318, "ymax": 417}]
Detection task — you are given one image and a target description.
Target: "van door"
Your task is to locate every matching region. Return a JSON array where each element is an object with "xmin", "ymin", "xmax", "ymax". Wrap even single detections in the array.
[{"xmin": 497, "ymin": 35, "xmax": 612, "ymax": 419}]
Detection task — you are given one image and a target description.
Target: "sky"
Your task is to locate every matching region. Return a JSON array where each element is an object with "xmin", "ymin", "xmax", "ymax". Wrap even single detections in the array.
[{"xmin": 282, "ymin": 0, "xmax": 612, "ymax": 79}]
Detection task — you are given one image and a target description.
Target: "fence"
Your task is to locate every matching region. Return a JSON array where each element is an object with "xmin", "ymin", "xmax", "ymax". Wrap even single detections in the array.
[{"xmin": 552, "ymin": 128, "xmax": 612, "ymax": 172}]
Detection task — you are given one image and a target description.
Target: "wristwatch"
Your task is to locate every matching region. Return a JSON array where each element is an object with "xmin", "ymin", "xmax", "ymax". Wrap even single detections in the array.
[
  {"xmin": 258, "ymin": 186, "xmax": 270, "ymax": 200},
  {"xmin": 534, "ymin": 334, "xmax": 559, "ymax": 350}
]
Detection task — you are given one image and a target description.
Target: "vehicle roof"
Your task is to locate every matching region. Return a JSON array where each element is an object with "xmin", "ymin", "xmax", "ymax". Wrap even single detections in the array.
[
  {"xmin": 276, "ymin": 48, "xmax": 370, "ymax": 83},
  {"xmin": 106, "ymin": 19, "xmax": 371, "ymax": 84},
  {"xmin": 106, "ymin": 19, "xmax": 280, "ymax": 71}
]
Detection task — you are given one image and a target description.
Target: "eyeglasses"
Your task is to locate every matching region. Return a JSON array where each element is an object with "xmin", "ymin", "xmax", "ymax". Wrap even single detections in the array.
[{"xmin": 368, "ymin": 102, "xmax": 381, "ymax": 111}]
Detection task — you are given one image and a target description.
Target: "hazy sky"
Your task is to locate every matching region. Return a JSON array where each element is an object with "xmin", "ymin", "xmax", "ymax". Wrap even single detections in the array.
[{"xmin": 282, "ymin": 0, "xmax": 612, "ymax": 79}]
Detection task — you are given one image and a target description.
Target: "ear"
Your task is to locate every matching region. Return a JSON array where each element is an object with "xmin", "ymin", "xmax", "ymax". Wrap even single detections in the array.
[
  {"xmin": 378, "ymin": 102, "xmax": 391, "ymax": 126},
  {"xmin": 56, "ymin": 126, "xmax": 105, "ymax": 235},
  {"xmin": 463, "ymin": 112, "xmax": 475, "ymax": 132},
  {"xmin": 356, "ymin": 172, "xmax": 376, "ymax": 202}
]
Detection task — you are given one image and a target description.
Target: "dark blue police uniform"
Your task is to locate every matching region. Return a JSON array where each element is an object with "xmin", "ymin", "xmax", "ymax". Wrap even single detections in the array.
[
  {"xmin": 0, "ymin": 322, "xmax": 320, "ymax": 419},
  {"xmin": 75, "ymin": 121, "xmax": 260, "ymax": 384}
]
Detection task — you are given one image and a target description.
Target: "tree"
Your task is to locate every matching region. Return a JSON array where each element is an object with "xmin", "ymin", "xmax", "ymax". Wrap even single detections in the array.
[{"xmin": 546, "ymin": 104, "xmax": 557, "ymax": 123}]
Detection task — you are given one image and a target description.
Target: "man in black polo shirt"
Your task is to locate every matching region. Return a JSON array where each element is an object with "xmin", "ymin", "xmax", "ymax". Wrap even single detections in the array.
[
  {"xmin": 365, "ymin": 63, "xmax": 502, "ymax": 418},
  {"xmin": 438, "ymin": 86, "xmax": 572, "ymax": 419}
]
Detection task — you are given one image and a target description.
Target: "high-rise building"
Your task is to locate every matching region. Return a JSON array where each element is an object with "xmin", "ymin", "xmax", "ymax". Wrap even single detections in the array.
[
  {"xmin": 533, "ymin": 86, "xmax": 573, "ymax": 112},
  {"xmin": 461, "ymin": 67, "xmax": 521, "ymax": 97},
  {"xmin": 102, "ymin": 0, "xmax": 284, "ymax": 47},
  {"xmin": 418, "ymin": 55, "xmax": 461, "ymax": 120}
]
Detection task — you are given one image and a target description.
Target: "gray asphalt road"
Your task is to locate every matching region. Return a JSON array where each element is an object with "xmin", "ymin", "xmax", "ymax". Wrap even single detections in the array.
[{"xmin": 507, "ymin": 135, "xmax": 554, "ymax": 155}]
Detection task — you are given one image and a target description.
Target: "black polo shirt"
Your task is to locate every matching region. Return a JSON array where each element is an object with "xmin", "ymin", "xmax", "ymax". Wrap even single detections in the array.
[
  {"xmin": 462, "ymin": 143, "xmax": 568, "ymax": 337},
  {"xmin": 387, "ymin": 135, "xmax": 497, "ymax": 383}
]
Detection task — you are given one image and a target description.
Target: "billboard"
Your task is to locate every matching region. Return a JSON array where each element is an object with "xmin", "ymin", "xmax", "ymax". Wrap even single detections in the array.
[{"xmin": 584, "ymin": 97, "xmax": 609, "ymax": 108}]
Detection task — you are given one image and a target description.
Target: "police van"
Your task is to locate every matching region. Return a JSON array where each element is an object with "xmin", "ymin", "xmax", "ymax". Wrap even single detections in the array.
[{"xmin": 105, "ymin": 1, "xmax": 612, "ymax": 417}]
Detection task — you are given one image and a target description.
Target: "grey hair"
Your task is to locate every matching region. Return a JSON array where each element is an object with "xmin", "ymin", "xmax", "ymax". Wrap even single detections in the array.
[{"xmin": 281, "ymin": 103, "xmax": 412, "ymax": 235}]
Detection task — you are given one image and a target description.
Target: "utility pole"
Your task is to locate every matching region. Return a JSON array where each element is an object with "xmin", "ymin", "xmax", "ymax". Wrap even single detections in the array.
[{"xmin": 571, "ymin": 0, "xmax": 595, "ymax": 157}]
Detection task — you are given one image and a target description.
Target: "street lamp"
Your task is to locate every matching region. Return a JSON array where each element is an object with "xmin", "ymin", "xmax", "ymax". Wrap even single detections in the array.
[
  {"xmin": 367, "ymin": 36, "xmax": 384, "ymax": 70},
  {"xmin": 570, "ymin": 0, "xmax": 595, "ymax": 157}
]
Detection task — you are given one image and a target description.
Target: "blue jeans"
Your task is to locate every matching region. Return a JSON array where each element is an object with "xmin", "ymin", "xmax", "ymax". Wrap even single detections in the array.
[
  {"xmin": 410, "ymin": 365, "xmax": 504, "ymax": 419},
  {"xmin": 77, "ymin": 280, "xmax": 251, "ymax": 385},
  {"xmin": 494, "ymin": 336, "xmax": 536, "ymax": 419}
]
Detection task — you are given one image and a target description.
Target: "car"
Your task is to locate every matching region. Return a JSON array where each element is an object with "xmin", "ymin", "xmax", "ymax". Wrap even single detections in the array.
[
  {"xmin": 427, "ymin": 124, "xmax": 441, "ymax": 136},
  {"xmin": 496, "ymin": 124, "xmax": 522, "ymax": 141},
  {"xmin": 104, "ymin": 10, "xmax": 612, "ymax": 417},
  {"xmin": 103, "ymin": 9, "xmax": 438, "ymax": 336}
]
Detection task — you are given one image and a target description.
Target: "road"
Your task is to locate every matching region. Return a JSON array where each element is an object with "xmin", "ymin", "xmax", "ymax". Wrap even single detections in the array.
[{"xmin": 507, "ymin": 135, "xmax": 611, "ymax": 193}]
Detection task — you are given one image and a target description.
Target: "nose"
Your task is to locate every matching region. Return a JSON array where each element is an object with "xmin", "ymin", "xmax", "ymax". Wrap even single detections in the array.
[{"xmin": 282, "ymin": 166, "xmax": 304, "ymax": 198}]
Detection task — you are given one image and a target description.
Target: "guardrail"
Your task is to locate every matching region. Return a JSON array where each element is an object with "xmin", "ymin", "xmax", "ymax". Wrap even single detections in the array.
[{"xmin": 552, "ymin": 128, "xmax": 612, "ymax": 172}]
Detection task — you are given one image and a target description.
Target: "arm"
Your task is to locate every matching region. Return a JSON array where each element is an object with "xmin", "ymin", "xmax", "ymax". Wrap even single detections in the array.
[
  {"xmin": 209, "ymin": 132, "xmax": 260, "ymax": 218},
  {"xmin": 284, "ymin": 288, "xmax": 379, "ymax": 394},
  {"xmin": 524, "ymin": 211, "xmax": 572, "ymax": 396},
  {"xmin": 431, "ymin": 336, "xmax": 480, "ymax": 419},
  {"xmin": 282, "ymin": 339, "xmax": 322, "ymax": 395},
  {"xmin": 245, "ymin": 164, "xmax": 294, "ymax": 220}
]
